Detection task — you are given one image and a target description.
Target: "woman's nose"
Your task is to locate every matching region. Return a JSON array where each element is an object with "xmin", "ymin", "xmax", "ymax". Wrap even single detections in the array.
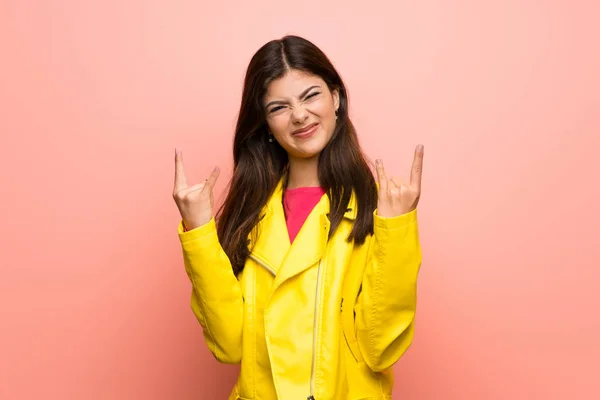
[{"xmin": 291, "ymin": 105, "xmax": 308, "ymax": 123}]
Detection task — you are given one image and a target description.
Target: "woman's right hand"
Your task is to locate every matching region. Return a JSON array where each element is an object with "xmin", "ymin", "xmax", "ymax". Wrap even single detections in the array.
[{"xmin": 173, "ymin": 148, "xmax": 220, "ymax": 231}]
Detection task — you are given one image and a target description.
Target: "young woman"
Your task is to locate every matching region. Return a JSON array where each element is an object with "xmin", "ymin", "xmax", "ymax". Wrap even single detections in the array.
[{"xmin": 173, "ymin": 35, "xmax": 424, "ymax": 400}]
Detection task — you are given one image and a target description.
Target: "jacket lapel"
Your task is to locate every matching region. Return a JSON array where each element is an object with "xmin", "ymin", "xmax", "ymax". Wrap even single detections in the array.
[
  {"xmin": 273, "ymin": 183, "xmax": 358, "ymax": 289},
  {"xmin": 248, "ymin": 179, "xmax": 290, "ymax": 275},
  {"xmin": 273, "ymin": 196, "xmax": 330, "ymax": 289},
  {"xmin": 249, "ymin": 175, "xmax": 359, "ymax": 288}
]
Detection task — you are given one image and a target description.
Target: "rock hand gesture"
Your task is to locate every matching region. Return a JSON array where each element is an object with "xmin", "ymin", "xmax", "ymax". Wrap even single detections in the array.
[
  {"xmin": 173, "ymin": 148, "xmax": 220, "ymax": 231},
  {"xmin": 375, "ymin": 144, "xmax": 424, "ymax": 218}
]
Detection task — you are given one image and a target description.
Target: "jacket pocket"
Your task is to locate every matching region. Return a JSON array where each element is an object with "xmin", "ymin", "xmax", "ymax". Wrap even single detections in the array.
[{"xmin": 340, "ymin": 298, "xmax": 363, "ymax": 363}]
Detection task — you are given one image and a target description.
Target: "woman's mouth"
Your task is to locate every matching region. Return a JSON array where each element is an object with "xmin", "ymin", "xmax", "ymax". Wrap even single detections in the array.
[{"xmin": 292, "ymin": 123, "xmax": 319, "ymax": 139}]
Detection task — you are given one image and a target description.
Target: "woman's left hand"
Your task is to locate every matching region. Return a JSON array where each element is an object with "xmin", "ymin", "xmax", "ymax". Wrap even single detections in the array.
[{"xmin": 376, "ymin": 144, "xmax": 424, "ymax": 218}]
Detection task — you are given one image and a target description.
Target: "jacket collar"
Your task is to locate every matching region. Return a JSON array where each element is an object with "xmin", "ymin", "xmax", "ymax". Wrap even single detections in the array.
[{"xmin": 249, "ymin": 176, "xmax": 358, "ymax": 289}]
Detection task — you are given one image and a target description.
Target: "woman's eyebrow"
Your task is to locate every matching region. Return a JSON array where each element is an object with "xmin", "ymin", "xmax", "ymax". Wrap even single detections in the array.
[
  {"xmin": 298, "ymin": 85, "xmax": 321, "ymax": 98},
  {"xmin": 265, "ymin": 85, "xmax": 321, "ymax": 108}
]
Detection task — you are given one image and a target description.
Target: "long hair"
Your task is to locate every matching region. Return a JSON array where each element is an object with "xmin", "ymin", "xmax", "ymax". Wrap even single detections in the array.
[{"xmin": 216, "ymin": 35, "xmax": 378, "ymax": 275}]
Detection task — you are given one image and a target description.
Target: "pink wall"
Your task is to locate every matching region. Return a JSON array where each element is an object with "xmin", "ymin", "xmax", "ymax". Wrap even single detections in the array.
[{"xmin": 1, "ymin": 1, "xmax": 599, "ymax": 398}]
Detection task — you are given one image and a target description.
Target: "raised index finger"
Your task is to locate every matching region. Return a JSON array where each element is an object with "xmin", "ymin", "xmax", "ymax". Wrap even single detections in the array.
[
  {"xmin": 174, "ymin": 148, "xmax": 188, "ymax": 192},
  {"xmin": 410, "ymin": 144, "xmax": 424, "ymax": 190}
]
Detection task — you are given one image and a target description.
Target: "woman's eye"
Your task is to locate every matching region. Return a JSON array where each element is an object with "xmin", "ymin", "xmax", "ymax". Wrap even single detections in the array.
[
  {"xmin": 269, "ymin": 106, "xmax": 285, "ymax": 113},
  {"xmin": 305, "ymin": 92, "xmax": 320, "ymax": 100}
]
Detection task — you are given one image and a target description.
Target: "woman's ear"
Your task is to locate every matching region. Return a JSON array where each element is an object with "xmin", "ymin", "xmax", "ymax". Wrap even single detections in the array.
[{"xmin": 332, "ymin": 89, "xmax": 340, "ymax": 112}]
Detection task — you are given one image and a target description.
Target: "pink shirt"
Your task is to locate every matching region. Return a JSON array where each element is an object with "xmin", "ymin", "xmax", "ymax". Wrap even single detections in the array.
[{"xmin": 283, "ymin": 187, "xmax": 326, "ymax": 243}]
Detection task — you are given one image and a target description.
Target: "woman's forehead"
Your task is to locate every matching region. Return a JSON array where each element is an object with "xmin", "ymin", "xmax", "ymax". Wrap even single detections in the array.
[{"xmin": 265, "ymin": 70, "xmax": 325, "ymax": 98}]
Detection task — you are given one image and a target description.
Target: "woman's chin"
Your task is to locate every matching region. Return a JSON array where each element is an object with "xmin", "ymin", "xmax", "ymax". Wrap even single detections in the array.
[{"xmin": 289, "ymin": 143, "xmax": 327, "ymax": 159}]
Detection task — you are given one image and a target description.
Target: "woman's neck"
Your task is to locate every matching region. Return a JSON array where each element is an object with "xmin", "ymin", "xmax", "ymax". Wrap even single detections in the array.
[{"xmin": 286, "ymin": 155, "xmax": 320, "ymax": 189}]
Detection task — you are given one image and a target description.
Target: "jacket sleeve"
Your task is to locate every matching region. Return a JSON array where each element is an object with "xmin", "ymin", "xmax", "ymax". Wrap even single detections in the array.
[
  {"xmin": 354, "ymin": 208, "xmax": 422, "ymax": 372},
  {"xmin": 178, "ymin": 218, "xmax": 243, "ymax": 364}
]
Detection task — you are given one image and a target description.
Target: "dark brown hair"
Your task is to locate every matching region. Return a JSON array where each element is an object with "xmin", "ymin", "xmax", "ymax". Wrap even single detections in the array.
[{"xmin": 216, "ymin": 35, "xmax": 377, "ymax": 275}]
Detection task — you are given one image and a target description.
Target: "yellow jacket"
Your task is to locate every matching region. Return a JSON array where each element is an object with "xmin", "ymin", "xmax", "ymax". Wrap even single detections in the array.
[{"xmin": 178, "ymin": 179, "xmax": 422, "ymax": 399}]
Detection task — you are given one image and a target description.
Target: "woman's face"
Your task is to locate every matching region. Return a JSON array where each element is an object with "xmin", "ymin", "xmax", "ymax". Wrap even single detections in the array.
[{"xmin": 263, "ymin": 69, "xmax": 339, "ymax": 159}]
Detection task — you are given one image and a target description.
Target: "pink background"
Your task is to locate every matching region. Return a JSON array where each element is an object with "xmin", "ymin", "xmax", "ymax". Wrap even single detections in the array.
[{"xmin": 1, "ymin": 1, "xmax": 599, "ymax": 399}]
